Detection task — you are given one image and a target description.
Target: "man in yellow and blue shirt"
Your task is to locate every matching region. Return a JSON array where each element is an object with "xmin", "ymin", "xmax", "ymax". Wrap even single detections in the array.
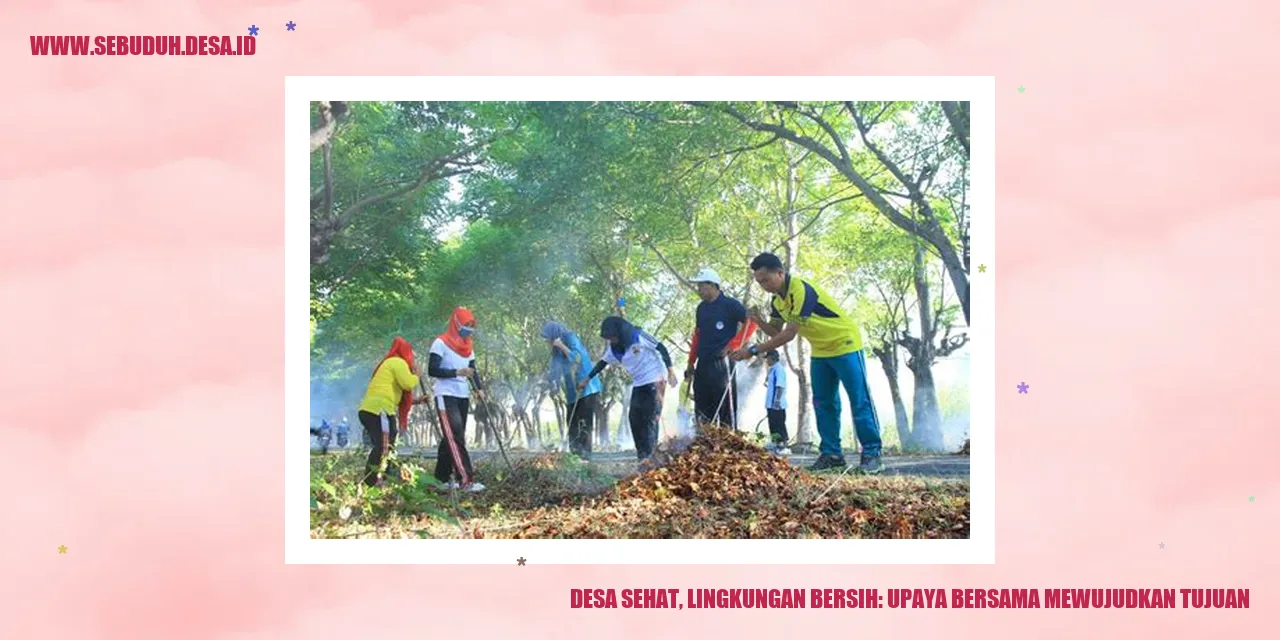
[{"xmin": 731, "ymin": 252, "xmax": 884, "ymax": 474}]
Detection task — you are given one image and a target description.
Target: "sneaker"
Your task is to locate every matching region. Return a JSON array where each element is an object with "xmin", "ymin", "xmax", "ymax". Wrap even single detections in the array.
[
  {"xmin": 857, "ymin": 454, "xmax": 885, "ymax": 475},
  {"xmin": 466, "ymin": 482, "xmax": 486, "ymax": 493},
  {"xmin": 808, "ymin": 454, "xmax": 847, "ymax": 472},
  {"xmin": 775, "ymin": 446, "xmax": 792, "ymax": 456},
  {"xmin": 445, "ymin": 481, "xmax": 461, "ymax": 490}
]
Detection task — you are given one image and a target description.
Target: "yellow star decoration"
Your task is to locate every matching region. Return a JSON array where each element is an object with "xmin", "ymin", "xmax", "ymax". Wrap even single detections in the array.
[
  {"xmin": 977, "ymin": 264, "xmax": 987, "ymax": 273},
  {"xmin": 58, "ymin": 545, "xmax": 67, "ymax": 554}
]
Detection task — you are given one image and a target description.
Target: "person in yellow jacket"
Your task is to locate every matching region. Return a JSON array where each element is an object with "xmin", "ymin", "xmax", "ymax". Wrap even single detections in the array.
[
  {"xmin": 732, "ymin": 253, "xmax": 884, "ymax": 475},
  {"xmin": 357, "ymin": 336, "xmax": 422, "ymax": 486}
]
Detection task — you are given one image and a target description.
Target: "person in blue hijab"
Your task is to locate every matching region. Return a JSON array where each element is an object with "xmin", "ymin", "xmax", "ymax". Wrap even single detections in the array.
[
  {"xmin": 541, "ymin": 320, "xmax": 603, "ymax": 460},
  {"xmin": 580, "ymin": 316, "xmax": 677, "ymax": 464}
]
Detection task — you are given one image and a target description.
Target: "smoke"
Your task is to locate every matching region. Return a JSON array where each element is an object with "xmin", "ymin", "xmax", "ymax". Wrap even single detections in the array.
[
  {"xmin": 309, "ymin": 375, "xmax": 365, "ymax": 425},
  {"xmin": 658, "ymin": 357, "xmax": 769, "ymax": 460},
  {"xmin": 674, "ymin": 387, "xmax": 697, "ymax": 439},
  {"xmin": 938, "ymin": 415, "xmax": 970, "ymax": 453},
  {"xmin": 733, "ymin": 358, "xmax": 768, "ymax": 437},
  {"xmin": 936, "ymin": 351, "xmax": 971, "ymax": 453}
]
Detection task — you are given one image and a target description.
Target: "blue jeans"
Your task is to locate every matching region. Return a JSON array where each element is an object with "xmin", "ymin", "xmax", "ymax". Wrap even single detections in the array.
[{"xmin": 811, "ymin": 350, "xmax": 882, "ymax": 457}]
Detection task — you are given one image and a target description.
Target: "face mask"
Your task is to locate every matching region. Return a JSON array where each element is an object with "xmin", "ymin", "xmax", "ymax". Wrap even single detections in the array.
[{"xmin": 459, "ymin": 326, "xmax": 475, "ymax": 338}]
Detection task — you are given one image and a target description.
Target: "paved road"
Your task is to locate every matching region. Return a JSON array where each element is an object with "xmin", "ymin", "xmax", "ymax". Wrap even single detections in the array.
[{"xmin": 317, "ymin": 446, "xmax": 970, "ymax": 478}]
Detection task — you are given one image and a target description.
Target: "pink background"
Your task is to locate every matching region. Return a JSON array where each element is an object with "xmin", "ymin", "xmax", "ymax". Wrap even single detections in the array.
[{"xmin": 3, "ymin": 0, "xmax": 1279, "ymax": 637}]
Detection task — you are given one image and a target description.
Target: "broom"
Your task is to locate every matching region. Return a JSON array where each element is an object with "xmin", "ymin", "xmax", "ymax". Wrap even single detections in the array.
[{"xmin": 467, "ymin": 375, "xmax": 511, "ymax": 471}]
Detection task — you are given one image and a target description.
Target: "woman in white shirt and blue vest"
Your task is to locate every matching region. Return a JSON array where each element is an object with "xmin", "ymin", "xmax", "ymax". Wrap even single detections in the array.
[{"xmin": 578, "ymin": 316, "xmax": 678, "ymax": 464}]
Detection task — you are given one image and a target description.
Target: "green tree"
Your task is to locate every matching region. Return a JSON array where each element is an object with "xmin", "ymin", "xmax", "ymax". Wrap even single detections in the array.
[
  {"xmin": 309, "ymin": 100, "xmax": 972, "ymax": 456},
  {"xmin": 687, "ymin": 101, "xmax": 972, "ymax": 325}
]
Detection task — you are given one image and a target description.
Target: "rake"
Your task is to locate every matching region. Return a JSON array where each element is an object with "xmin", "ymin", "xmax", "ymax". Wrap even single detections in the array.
[{"xmin": 467, "ymin": 376, "xmax": 512, "ymax": 471}]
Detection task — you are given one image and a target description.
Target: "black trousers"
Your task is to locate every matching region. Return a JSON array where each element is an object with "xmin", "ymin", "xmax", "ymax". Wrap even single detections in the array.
[
  {"xmin": 568, "ymin": 393, "xmax": 598, "ymax": 458},
  {"xmin": 358, "ymin": 410, "xmax": 397, "ymax": 486},
  {"xmin": 766, "ymin": 408, "xmax": 789, "ymax": 444},
  {"xmin": 629, "ymin": 383, "xmax": 661, "ymax": 460},
  {"xmin": 693, "ymin": 356, "xmax": 737, "ymax": 429},
  {"xmin": 434, "ymin": 396, "xmax": 475, "ymax": 484}
]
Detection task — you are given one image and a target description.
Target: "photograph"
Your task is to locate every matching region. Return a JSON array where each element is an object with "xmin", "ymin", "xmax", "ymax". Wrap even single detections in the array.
[
  {"xmin": 300, "ymin": 86, "xmax": 980, "ymax": 547},
  {"xmin": 11, "ymin": 0, "xmax": 1266, "ymax": 634}
]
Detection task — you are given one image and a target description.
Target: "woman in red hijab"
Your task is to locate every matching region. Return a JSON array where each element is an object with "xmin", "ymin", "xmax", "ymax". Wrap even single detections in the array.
[
  {"xmin": 357, "ymin": 336, "xmax": 422, "ymax": 486},
  {"xmin": 428, "ymin": 307, "xmax": 487, "ymax": 492}
]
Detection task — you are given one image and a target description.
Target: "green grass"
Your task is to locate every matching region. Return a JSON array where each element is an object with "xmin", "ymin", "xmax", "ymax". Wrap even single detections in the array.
[
  {"xmin": 309, "ymin": 450, "xmax": 636, "ymax": 539},
  {"xmin": 309, "ymin": 450, "xmax": 460, "ymax": 538}
]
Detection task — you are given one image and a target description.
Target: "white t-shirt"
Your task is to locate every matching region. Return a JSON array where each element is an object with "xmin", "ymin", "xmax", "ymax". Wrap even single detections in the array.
[
  {"xmin": 601, "ymin": 331, "xmax": 666, "ymax": 388},
  {"xmin": 430, "ymin": 338, "xmax": 473, "ymax": 405}
]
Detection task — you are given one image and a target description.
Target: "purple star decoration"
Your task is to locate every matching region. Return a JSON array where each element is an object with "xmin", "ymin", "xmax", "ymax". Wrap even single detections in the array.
[
  {"xmin": 248, "ymin": 25, "xmax": 259, "ymax": 36},
  {"xmin": 1017, "ymin": 382, "xmax": 1029, "ymax": 394},
  {"xmin": 286, "ymin": 21, "xmax": 296, "ymax": 31}
]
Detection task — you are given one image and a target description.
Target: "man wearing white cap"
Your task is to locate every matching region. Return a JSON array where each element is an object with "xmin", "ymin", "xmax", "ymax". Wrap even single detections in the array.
[{"xmin": 684, "ymin": 267, "xmax": 756, "ymax": 429}]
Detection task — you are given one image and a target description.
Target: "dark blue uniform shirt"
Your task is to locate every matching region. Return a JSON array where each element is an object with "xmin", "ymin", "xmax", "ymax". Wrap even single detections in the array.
[{"xmin": 694, "ymin": 292, "xmax": 747, "ymax": 362}]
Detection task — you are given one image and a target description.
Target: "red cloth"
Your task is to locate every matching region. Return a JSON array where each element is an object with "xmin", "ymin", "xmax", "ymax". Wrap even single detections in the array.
[
  {"xmin": 687, "ymin": 318, "xmax": 759, "ymax": 367},
  {"xmin": 731, "ymin": 318, "xmax": 758, "ymax": 351},
  {"xmin": 687, "ymin": 329, "xmax": 700, "ymax": 368},
  {"xmin": 372, "ymin": 336, "xmax": 416, "ymax": 429},
  {"xmin": 439, "ymin": 307, "xmax": 475, "ymax": 358}
]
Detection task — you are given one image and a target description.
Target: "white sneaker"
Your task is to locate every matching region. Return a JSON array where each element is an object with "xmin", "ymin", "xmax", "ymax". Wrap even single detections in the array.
[
  {"xmin": 466, "ymin": 482, "xmax": 486, "ymax": 493},
  {"xmin": 776, "ymin": 446, "xmax": 791, "ymax": 456},
  {"xmin": 445, "ymin": 481, "xmax": 461, "ymax": 490}
]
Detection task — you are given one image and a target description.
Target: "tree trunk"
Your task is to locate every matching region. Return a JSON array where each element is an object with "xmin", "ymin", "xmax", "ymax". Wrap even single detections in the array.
[
  {"xmin": 616, "ymin": 384, "xmax": 634, "ymax": 449},
  {"xmin": 940, "ymin": 237, "xmax": 970, "ymax": 326},
  {"xmin": 515, "ymin": 383, "xmax": 539, "ymax": 450},
  {"xmin": 529, "ymin": 390, "xmax": 543, "ymax": 450},
  {"xmin": 472, "ymin": 398, "xmax": 485, "ymax": 450},
  {"xmin": 539, "ymin": 389, "xmax": 553, "ymax": 450},
  {"xmin": 780, "ymin": 177, "xmax": 815, "ymax": 449},
  {"xmin": 902, "ymin": 241, "xmax": 944, "ymax": 451},
  {"xmin": 874, "ymin": 344, "xmax": 912, "ymax": 451},
  {"xmin": 309, "ymin": 101, "xmax": 348, "ymax": 153},
  {"xmin": 538, "ymin": 389, "xmax": 551, "ymax": 449},
  {"xmin": 473, "ymin": 400, "xmax": 488, "ymax": 451},
  {"xmin": 490, "ymin": 405, "xmax": 511, "ymax": 451},
  {"xmin": 413, "ymin": 389, "xmax": 441, "ymax": 449},
  {"xmin": 907, "ymin": 363, "xmax": 943, "ymax": 451},
  {"xmin": 790, "ymin": 341, "xmax": 814, "ymax": 448},
  {"xmin": 939, "ymin": 101, "xmax": 970, "ymax": 158},
  {"xmin": 523, "ymin": 410, "xmax": 538, "ymax": 450},
  {"xmin": 597, "ymin": 397, "xmax": 612, "ymax": 448},
  {"xmin": 552, "ymin": 393, "xmax": 567, "ymax": 451}
]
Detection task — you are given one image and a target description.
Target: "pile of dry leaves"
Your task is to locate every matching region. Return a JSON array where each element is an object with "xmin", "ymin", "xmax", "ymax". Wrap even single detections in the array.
[
  {"xmin": 491, "ymin": 426, "xmax": 969, "ymax": 540},
  {"xmin": 615, "ymin": 428, "xmax": 801, "ymax": 503}
]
